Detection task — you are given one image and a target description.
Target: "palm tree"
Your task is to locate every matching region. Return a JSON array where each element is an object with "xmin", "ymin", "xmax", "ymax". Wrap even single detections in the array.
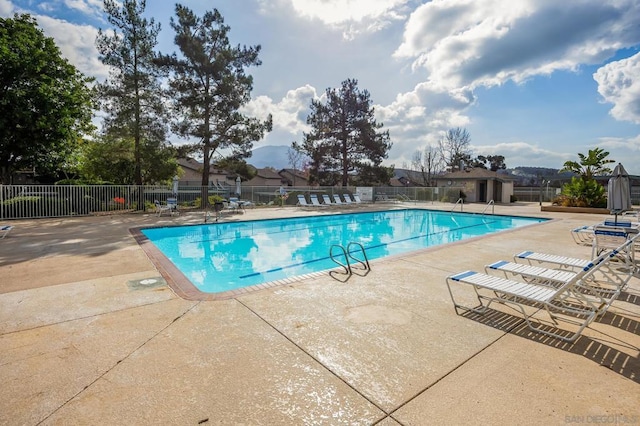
[{"xmin": 560, "ymin": 148, "xmax": 615, "ymax": 180}]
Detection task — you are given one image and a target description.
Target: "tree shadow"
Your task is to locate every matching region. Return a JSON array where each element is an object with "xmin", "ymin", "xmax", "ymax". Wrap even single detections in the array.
[{"xmin": 0, "ymin": 212, "xmax": 190, "ymax": 267}]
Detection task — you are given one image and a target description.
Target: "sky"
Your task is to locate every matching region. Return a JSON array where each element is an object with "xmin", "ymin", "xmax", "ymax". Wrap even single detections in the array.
[{"xmin": 2, "ymin": 0, "xmax": 640, "ymax": 174}]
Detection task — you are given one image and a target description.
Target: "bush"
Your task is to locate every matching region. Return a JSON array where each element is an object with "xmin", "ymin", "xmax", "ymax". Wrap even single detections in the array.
[
  {"xmin": 194, "ymin": 194, "xmax": 224, "ymax": 208},
  {"xmin": 560, "ymin": 177, "xmax": 607, "ymax": 208}
]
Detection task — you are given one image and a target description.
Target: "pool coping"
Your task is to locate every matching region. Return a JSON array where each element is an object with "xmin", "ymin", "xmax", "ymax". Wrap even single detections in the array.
[{"xmin": 130, "ymin": 209, "xmax": 554, "ymax": 301}]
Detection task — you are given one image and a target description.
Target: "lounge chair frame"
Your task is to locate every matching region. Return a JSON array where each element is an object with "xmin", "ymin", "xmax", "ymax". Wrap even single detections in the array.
[
  {"xmin": 1, "ymin": 225, "xmax": 13, "ymax": 239},
  {"xmin": 487, "ymin": 240, "xmax": 636, "ymax": 315},
  {"xmin": 321, "ymin": 194, "xmax": 337, "ymax": 206},
  {"xmin": 445, "ymin": 238, "xmax": 637, "ymax": 342},
  {"xmin": 446, "ymin": 270, "xmax": 601, "ymax": 342},
  {"xmin": 297, "ymin": 194, "xmax": 312, "ymax": 208},
  {"xmin": 155, "ymin": 198, "xmax": 178, "ymax": 217},
  {"xmin": 332, "ymin": 194, "xmax": 345, "ymax": 206},
  {"xmin": 571, "ymin": 220, "xmax": 636, "ymax": 247},
  {"xmin": 309, "ymin": 194, "xmax": 328, "ymax": 207}
]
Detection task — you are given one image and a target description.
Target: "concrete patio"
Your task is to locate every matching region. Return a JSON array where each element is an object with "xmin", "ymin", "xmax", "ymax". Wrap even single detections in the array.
[{"xmin": 0, "ymin": 202, "xmax": 638, "ymax": 425}]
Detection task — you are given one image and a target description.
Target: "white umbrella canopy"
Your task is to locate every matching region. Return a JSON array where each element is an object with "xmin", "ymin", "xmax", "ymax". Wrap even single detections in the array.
[
  {"xmin": 607, "ymin": 163, "xmax": 631, "ymax": 222},
  {"xmin": 235, "ymin": 176, "xmax": 242, "ymax": 197}
]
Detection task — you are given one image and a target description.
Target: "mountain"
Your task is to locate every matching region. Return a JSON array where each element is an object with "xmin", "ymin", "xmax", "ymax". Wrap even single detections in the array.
[{"xmin": 249, "ymin": 145, "xmax": 291, "ymax": 169}]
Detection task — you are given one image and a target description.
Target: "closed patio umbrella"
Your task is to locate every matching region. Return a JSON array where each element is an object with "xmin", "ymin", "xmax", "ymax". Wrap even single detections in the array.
[
  {"xmin": 235, "ymin": 176, "xmax": 242, "ymax": 197},
  {"xmin": 172, "ymin": 175, "xmax": 179, "ymax": 197},
  {"xmin": 607, "ymin": 163, "xmax": 631, "ymax": 224}
]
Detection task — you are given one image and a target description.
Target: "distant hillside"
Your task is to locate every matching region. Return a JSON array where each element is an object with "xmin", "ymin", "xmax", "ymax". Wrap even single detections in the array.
[{"xmin": 249, "ymin": 145, "xmax": 291, "ymax": 169}]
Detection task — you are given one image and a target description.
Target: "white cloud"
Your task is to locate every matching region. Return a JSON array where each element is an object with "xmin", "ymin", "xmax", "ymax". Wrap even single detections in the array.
[
  {"xmin": 594, "ymin": 52, "xmax": 640, "ymax": 124},
  {"xmin": 595, "ymin": 134, "xmax": 640, "ymax": 173},
  {"xmin": 599, "ymin": 134, "xmax": 640, "ymax": 152},
  {"xmin": 375, "ymin": 81, "xmax": 476, "ymax": 165},
  {"xmin": 394, "ymin": 0, "xmax": 640, "ymax": 90},
  {"xmin": 0, "ymin": 0, "xmax": 14, "ymax": 15},
  {"xmin": 261, "ymin": 0, "xmax": 412, "ymax": 39},
  {"xmin": 63, "ymin": 0, "xmax": 103, "ymax": 17},
  {"xmin": 36, "ymin": 15, "xmax": 109, "ymax": 81},
  {"xmin": 36, "ymin": 2, "xmax": 57, "ymax": 13},
  {"xmin": 243, "ymin": 85, "xmax": 319, "ymax": 135}
]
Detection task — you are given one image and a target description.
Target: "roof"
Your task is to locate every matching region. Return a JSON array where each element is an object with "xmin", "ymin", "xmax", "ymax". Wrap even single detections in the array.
[
  {"xmin": 279, "ymin": 168, "xmax": 307, "ymax": 179},
  {"xmin": 177, "ymin": 158, "xmax": 231, "ymax": 175},
  {"xmin": 441, "ymin": 168, "xmax": 515, "ymax": 181},
  {"xmin": 254, "ymin": 168, "xmax": 283, "ymax": 179}
]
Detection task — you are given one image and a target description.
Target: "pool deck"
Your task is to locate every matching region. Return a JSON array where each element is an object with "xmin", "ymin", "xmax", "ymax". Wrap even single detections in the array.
[{"xmin": 0, "ymin": 202, "xmax": 638, "ymax": 425}]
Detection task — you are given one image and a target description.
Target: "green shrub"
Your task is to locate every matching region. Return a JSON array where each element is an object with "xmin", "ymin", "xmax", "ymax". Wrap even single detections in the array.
[
  {"xmin": 560, "ymin": 177, "xmax": 607, "ymax": 208},
  {"xmin": 194, "ymin": 194, "xmax": 225, "ymax": 208}
]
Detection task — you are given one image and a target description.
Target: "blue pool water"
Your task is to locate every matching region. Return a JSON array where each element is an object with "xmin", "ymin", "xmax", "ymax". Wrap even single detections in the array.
[{"xmin": 142, "ymin": 209, "xmax": 546, "ymax": 294}]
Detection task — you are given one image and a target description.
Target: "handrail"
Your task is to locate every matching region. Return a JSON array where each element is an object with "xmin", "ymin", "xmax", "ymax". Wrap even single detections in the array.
[
  {"xmin": 330, "ymin": 244, "xmax": 352, "ymax": 277},
  {"xmin": 329, "ymin": 242, "xmax": 371, "ymax": 280},
  {"xmin": 347, "ymin": 242, "xmax": 371, "ymax": 273},
  {"xmin": 450, "ymin": 197, "xmax": 464, "ymax": 212},
  {"xmin": 481, "ymin": 199, "xmax": 495, "ymax": 215}
]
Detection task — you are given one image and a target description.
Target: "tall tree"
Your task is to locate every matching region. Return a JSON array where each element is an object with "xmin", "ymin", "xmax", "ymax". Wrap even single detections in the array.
[
  {"xmin": 411, "ymin": 144, "xmax": 443, "ymax": 186},
  {"xmin": 301, "ymin": 78, "xmax": 392, "ymax": 186},
  {"xmin": 486, "ymin": 155, "xmax": 507, "ymax": 171},
  {"xmin": 96, "ymin": 0, "xmax": 171, "ymax": 185},
  {"xmin": 0, "ymin": 14, "xmax": 95, "ymax": 184},
  {"xmin": 158, "ymin": 5, "xmax": 272, "ymax": 194},
  {"xmin": 287, "ymin": 145, "xmax": 306, "ymax": 186},
  {"xmin": 438, "ymin": 127, "xmax": 472, "ymax": 172},
  {"xmin": 79, "ymin": 134, "xmax": 178, "ymax": 184}
]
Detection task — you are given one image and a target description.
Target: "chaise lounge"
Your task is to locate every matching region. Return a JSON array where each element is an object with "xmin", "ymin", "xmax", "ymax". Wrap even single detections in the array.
[
  {"xmin": 1, "ymin": 225, "xmax": 13, "ymax": 239},
  {"xmin": 444, "ymin": 239, "xmax": 635, "ymax": 342}
]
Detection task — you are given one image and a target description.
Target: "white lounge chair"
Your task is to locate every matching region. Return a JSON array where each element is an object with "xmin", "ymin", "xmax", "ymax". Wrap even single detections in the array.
[
  {"xmin": 571, "ymin": 219, "xmax": 636, "ymax": 246},
  {"xmin": 515, "ymin": 250, "xmax": 591, "ymax": 271},
  {"xmin": 322, "ymin": 194, "xmax": 337, "ymax": 206},
  {"xmin": 309, "ymin": 194, "xmax": 327, "ymax": 207},
  {"xmin": 167, "ymin": 198, "xmax": 179, "ymax": 215},
  {"xmin": 297, "ymin": 194, "xmax": 312, "ymax": 207},
  {"xmin": 155, "ymin": 199, "xmax": 177, "ymax": 217},
  {"xmin": 352, "ymin": 194, "xmax": 363, "ymax": 204},
  {"xmin": 1, "ymin": 225, "xmax": 13, "ymax": 239},
  {"xmin": 228, "ymin": 197, "xmax": 246, "ymax": 213},
  {"xmin": 222, "ymin": 199, "xmax": 241, "ymax": 214},
  {"xmin": 446, "ymin": 258, "xmax": 608, "ymax": 342},
  {"xmin": 487, "ymin": 239, "xmax": 636, "ymax": 314},
  {"xmin": 342, "ymin": 193, "xmax": 355, "ymax": 204},
  {"xmin": 591, "ymin": 224, "xmax": 636, "ymax": 259},
  {"xmin": 332, "ymin": 194, "xmax": 345, "ymax": 206}
]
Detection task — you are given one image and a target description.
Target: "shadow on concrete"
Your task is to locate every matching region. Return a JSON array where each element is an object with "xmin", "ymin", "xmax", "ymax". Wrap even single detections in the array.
[
  {"xmin": 0, "ymin": 216, "xmax": 143, "ymax": 267},
  {"xmin": 461, "ymin": 309, "xmax": 639, "ymax": 384}
]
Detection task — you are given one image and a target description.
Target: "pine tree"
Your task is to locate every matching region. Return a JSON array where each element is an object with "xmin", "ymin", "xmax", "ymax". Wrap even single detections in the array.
[
  {"xmin": 158, "ymin": 5, "xmax": 272, "ymax": 194},
  {"xmin": 96, "ymin": 0, "xmax": 172, "ymax": 185},
  {"xmin": 301, "ymin": 79, "xmax": 392, "ymax": 186}
]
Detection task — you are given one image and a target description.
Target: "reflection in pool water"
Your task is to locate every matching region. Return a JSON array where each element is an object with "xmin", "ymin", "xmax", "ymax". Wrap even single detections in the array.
[{"xmin": 142, "ymin": 209, "xmax": 546, "ymax": 293}]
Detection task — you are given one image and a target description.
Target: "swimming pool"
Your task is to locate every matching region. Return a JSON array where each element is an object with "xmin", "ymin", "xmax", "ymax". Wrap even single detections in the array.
[{"xmin": 140, "ymin": 209, "xmax": 546, "ymax": 297}]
